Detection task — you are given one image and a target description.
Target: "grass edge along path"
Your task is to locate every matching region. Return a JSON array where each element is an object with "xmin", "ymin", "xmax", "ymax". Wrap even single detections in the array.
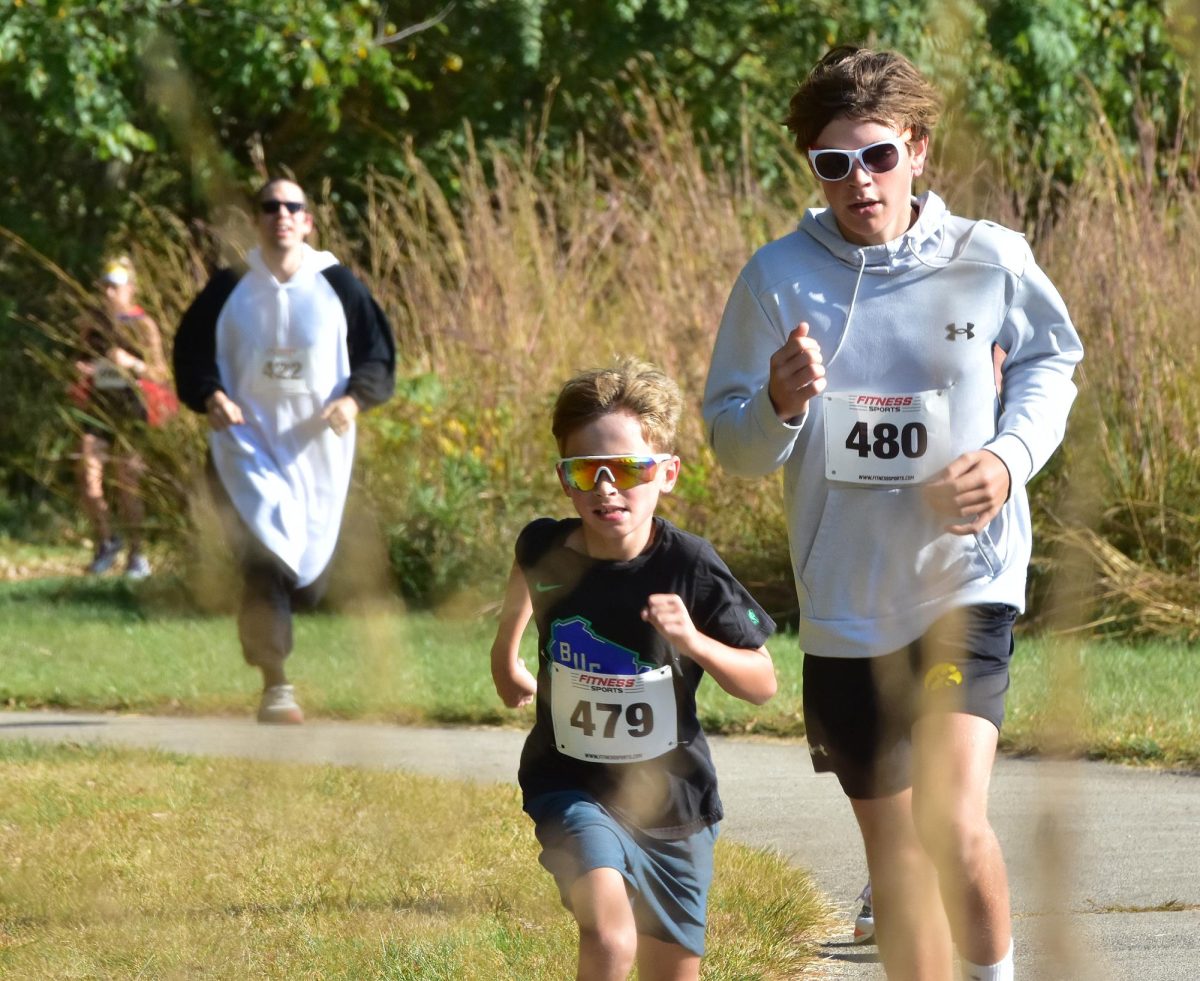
[
  {"xmin": 1, "ymin": 575, "xmax": 1197, "ymax": 771},
  {"xmin": 0, "ymin": 740, "xmax": 827, "ymax": 980}
]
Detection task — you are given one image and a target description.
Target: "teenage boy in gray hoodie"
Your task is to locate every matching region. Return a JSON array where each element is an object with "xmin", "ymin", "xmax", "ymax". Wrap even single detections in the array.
[{"xmin": 703, "ymin": 47, "xmax": 1083, "ymax": 981}]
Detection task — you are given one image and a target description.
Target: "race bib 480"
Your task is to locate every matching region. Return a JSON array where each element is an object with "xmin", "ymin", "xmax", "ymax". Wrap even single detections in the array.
[{"xmin": 822, "ymin": 389, "xmax": 952, "ymax": 485}]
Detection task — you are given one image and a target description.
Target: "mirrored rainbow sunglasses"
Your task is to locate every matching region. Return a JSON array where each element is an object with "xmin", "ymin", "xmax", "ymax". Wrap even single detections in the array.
[{"xmin": 556, "ymin": 454, "xmax": 673, "ymax": 492}]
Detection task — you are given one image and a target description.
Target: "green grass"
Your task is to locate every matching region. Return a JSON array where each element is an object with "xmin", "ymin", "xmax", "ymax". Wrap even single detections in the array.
[
  {"xmin": 1005, "ymin": 636, "xmax": 1200, "ymax": 767},
  {"xmin": 0, "ymin": 575, "xmax": 803, "ymax": 735},
  {"xmin": 0, "ymin": 741, "xmax": 826, "ymax": 979},
  {"xmin": 0, "ymin": 537, "xmax": 86, "ymax": 580},
  {"xmin": 1, "ymin": 576, "xmax": 1197, "ymax": 769}
]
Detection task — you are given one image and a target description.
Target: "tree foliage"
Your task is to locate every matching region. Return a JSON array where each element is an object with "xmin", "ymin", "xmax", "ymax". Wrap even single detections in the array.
[
  {"xmin": 975, "ymin": 0, "xmax": 1191, "ymax": 184},
  {"xmin": 0, "ymin": 0, "xmax": 1195, "ymax": 536},
  {"xmin": 0, "ymin": 0, "xmax": 430, "ymax": 270},
  {"xmin": 0, "ymin": 0, "xmax": 1191, "ymax": 270}
]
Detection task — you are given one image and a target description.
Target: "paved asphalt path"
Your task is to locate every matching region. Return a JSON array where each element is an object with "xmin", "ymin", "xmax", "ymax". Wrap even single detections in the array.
[{"xmin": 1, "ymin": 711, "xmax": 1196, "ymax": 980}]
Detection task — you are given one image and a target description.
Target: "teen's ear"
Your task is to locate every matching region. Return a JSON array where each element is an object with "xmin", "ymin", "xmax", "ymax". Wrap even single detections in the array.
[
  {"xmin": 659, "ymin": 456, "xmax": 681, "ymax": 494},
  {"xmin": 910, "ymin": 134, "xmax": 930, "ymax": 178}
]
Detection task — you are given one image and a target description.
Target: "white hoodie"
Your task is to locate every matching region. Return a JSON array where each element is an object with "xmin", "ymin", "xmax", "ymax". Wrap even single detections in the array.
[
  {"xmin": 209, "ymin": 245, "xmax": 355, "ymax": 587},
  {"xmin": 703, "ymin": 191, "xmax": 1084, "ymax": 657}
]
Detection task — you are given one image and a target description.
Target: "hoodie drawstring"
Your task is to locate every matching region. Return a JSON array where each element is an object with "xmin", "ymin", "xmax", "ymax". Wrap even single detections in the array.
[{"xmin": 825, "ymin": 248, "xmax": 867, "ymax": 367}]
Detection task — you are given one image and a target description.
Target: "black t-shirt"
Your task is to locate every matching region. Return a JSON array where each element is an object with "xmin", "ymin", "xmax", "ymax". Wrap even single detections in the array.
[{"xmin": 515, "ymin": 516, "xmax": 776, "ymax": 837}]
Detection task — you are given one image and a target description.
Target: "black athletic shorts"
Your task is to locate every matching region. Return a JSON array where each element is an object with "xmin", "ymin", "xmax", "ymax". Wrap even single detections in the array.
[
  {"xmin": 80, "ymin": 386, "xmax": 148, "ymax": 440},
  {"xmin": 802, "ymin": 603, "xmax": 1017, "ymax": 800}
]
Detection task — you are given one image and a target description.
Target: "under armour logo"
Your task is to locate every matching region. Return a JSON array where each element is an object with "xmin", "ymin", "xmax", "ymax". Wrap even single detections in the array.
[
  {"xmin": 946, "ymin": 322, "xmax": 976, "ymax": 341},
  {"xmin": 809, "ymin": 743, "xmax": 829, "ymax": 758}
]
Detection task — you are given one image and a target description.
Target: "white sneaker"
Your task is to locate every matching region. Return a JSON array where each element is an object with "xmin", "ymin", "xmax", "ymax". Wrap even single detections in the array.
[
  {"xmin": 853, "ymin": 881, "xmax": 875, "ymax": 945},
  {"xmin": 257, "ymin": 684, "xmax": 304, "ymax": 725},
  {"xmin": 125, "ymin": 552, "xmax": 152, "ymax": 580}
]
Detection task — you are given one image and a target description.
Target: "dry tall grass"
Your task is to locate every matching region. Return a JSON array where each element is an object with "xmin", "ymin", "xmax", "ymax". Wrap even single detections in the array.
[
  {"xmin": 1028, "ymin": 118, "xmax": 1200, "ymax": 638},
  {"xmin": 21, "ymin": 90, "xmax": 1200, "ymax": 630},
  {"xmin": 313, "ymin": 93, "xmax": 809, "ymax": 609}
]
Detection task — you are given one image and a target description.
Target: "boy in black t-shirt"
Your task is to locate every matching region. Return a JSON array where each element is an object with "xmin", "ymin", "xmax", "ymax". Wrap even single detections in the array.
[{"xmin": 490, "ymin": 358, "xmax": 777, "ymax": 981}]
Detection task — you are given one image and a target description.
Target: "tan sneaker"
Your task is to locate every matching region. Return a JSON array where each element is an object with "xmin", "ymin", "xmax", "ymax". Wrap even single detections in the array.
[{"xmin": 257, "ymin": 684, "xmax": 304, "ymax": 725}]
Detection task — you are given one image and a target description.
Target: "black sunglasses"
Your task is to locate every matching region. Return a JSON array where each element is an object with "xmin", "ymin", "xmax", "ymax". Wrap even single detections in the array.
[{"xmin": 260, "ymin": 200, "xmax": 306, "ymax": 215}]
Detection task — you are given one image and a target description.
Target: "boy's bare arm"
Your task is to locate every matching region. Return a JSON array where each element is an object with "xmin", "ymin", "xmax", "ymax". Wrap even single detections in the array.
[
  {"xmin": 641, "ymin": 593, "xmax": 777, "ymax": 705},
  {"xmin": 490, "ymin": 560, "xmax": 537, "ymax": 708}
]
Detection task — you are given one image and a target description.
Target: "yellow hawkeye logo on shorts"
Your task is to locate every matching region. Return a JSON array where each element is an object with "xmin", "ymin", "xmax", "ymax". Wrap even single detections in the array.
[{"xmin": 924, "ymin": 663, "xmax": 964, "ymax": 690}]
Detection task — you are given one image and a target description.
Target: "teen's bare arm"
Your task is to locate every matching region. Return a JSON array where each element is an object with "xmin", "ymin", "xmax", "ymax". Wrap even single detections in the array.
[
  {"xmin": 490, "ymin": 560, "xmax": 537, "ymax": 708},
  {"xmin": 641, "ymin": 593, "xmax": 776, "ymax": 705},
  {"xmin": 137, "ymin": 315, "xmax": 169, "ymax": 381}
]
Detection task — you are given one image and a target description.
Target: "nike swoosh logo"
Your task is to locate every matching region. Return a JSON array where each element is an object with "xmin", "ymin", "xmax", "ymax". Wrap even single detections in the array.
[{"xmin": 534, "ymin": 583, "xmax": 564, "ymax": 593}]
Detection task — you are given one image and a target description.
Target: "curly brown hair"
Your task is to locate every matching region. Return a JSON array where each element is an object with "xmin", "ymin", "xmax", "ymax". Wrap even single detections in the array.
[
  {"xmin": 784, "ymin": 46, "xmax": 943, "ymax": 151},
  {"xmin": 552, "ymin": 358, "xmax": 683, "ymax": 455}
]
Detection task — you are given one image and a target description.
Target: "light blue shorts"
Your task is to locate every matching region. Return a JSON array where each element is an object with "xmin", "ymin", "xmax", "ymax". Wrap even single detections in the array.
[{"xmin": 527, "ymin": 791, "xmax": 718, "ymax": 956}]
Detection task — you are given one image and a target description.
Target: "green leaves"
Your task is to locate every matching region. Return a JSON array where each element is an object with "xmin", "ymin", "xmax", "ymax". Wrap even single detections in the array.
[
  {"xmin": 0, "ymin": 0, "xmax": 1192, "ymax": 340},
  {"xmin": 980, "ymin": 0, "xmax": 1185, "ymax": 182},
  {"xmin": 0, "ymin": 0, "xmax": 447, "ymax": 298},
  {"xmin": 0, "ymin": 0, "xmax": 434, "ymax": 185}
]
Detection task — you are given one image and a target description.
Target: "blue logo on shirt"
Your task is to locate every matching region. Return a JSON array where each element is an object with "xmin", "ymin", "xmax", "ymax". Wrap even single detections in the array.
[{"xmin": 547, "ymin": 617, "xmax": 654, "ymax": 675}]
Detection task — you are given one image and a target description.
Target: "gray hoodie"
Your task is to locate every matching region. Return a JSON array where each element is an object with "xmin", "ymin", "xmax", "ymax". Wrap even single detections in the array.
[{"xmin": 702, "ymin": 191, "xmax": 1084, "ymax": 658}]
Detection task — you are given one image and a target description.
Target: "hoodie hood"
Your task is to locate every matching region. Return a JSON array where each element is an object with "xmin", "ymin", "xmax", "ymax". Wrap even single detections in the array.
[
  {"xmin": 246, "ymin": 244, "xmax": 340, "ymax": 283},
  {"xmin": 801, "ymin": 190, "xmax": 949, "ymax": 275},
  {"xmin": 795, "ymin": 190, "xmax": 953, "ymax": 364}
]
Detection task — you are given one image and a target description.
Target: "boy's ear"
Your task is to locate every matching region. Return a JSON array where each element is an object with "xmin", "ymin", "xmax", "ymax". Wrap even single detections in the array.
[
  {"xmin": 659, "ymin": 456, "xmax": 681, "ymax": 494},
  {"xmin": 910, "ymin": 134, "xmax": 930, "ymax": 178}
]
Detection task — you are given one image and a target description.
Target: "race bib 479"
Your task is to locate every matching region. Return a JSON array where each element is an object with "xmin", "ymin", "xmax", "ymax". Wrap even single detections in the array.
[{"xmin": 550, "ymin": 663, "xmax": 677, "ymax": 764}]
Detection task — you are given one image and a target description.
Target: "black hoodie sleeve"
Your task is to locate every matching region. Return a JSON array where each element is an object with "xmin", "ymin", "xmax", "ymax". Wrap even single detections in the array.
[
  {"xmin": 320, "ymin": 265, "xmax": 396, "ymax": 411},
  {"xmin": 172, "ymin": 268, "xmax": 242, "ymax": 413}
]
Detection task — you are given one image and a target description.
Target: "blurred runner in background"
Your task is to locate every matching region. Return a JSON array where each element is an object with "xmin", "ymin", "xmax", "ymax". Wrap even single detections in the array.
[
  {"xmin": 72, "ymin": 255, "xmax": 170, "ymax": 579},
  {"xmin": 174, "ymin": 178, "xmax": 395, "ymax": 724}
]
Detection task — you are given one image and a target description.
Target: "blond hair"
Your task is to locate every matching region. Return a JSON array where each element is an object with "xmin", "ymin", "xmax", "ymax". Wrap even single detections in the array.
[
  {"xmin": 552, "ymin": 358, "xmax": 683, "ymax": 454},
  {"xmin": 101, "ymin": 254, "xmax": 136, "ymax": 285}
]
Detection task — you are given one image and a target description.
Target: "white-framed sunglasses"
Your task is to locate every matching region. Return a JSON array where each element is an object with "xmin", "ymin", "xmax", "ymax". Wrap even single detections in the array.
[{"xmin": 807, "ymin": 137, "xmax": 909, "ymax": 182}]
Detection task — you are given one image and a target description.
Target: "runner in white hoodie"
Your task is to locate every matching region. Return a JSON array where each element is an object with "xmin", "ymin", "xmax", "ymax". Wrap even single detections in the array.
[
  {"xmin": 703, "ymin": 48, "xmax": 1083, "ymax": 981},
  {"xmin": 174, "ymin": 179, "xmax": 395, "ymax": 725}
]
